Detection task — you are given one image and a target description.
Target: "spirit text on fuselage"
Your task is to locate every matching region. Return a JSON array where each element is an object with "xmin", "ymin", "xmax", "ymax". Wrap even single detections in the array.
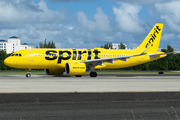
[{"xmin": 45, "ymin": 49, "xmax": 101, "ymax": 63}]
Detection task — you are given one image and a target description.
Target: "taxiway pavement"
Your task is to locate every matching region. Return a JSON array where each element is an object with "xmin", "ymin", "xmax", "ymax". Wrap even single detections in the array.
[{"xmin": 0, "ymin": 74, "xmax": 180, "ymax": 93}]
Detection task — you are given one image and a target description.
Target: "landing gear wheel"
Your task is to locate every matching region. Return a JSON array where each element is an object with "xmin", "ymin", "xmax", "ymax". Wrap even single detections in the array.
[
  {"xmin": 90, "ymin": 72, "xmax": 97, "ymax": 77},
  {"xmin": 75, "ymin": 75, "xmax": 82, "ymax": 77},
  {"xmin": 26, "ymin": 73, "xmax": 31, "ymax": 78}
]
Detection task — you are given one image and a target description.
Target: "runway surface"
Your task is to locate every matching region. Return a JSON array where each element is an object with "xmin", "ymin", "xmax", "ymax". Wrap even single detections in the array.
[{"xmin": 0, "ymin": 74, "xmax": 180, "ymax": 93}]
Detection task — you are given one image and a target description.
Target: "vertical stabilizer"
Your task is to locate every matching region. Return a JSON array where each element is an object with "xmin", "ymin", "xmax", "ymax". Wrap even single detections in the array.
[{"xmin": 135, "ymin": 23, "xmax": 163, "ymax": 52}]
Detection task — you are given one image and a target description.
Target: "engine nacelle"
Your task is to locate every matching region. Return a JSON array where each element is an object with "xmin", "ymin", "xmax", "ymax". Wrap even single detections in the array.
[
  {"xmin": 65, "ymin": 62, "xmax": 86, "ymax": 75},
  {"xmin": 45, "ymin": 68, "xmax": 64, "ymax": 75}
]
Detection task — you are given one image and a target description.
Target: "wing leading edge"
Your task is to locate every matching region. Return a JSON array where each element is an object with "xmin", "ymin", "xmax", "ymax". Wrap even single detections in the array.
[{"xmin": 78, "ymin": 51, "xmax": 146, "ymax": 66}]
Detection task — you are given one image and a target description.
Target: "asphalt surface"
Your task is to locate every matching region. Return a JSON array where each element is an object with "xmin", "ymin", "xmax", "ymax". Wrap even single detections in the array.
[{"xmin": 0, "ymin": 92, "xmax": 180, "ymax": 120}]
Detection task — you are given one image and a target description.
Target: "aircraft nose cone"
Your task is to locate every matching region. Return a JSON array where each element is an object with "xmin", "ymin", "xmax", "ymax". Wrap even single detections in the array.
[{"xmin": 4, "ymin": 57, "xmax": 11, "ymax": 67}]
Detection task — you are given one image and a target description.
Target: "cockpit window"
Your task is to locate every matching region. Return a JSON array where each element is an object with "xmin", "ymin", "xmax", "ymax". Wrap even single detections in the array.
[{"xmin": 11, "ymin": 53, "xmax": 22, "ymax": 57}]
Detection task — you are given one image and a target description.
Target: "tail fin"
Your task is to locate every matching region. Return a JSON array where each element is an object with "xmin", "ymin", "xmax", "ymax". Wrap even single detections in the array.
[{"xmin": 135, "ymin": 23, "xmax": 163, "ymax": 52}]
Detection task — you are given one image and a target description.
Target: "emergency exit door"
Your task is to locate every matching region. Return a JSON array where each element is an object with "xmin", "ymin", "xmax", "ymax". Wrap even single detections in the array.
[{"xmin": 28, "ymin": 50, "xmax": 34, "ymax": 61}]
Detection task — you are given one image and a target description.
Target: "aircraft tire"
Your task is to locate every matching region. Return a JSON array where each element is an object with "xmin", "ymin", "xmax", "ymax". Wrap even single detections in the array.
[
  {"xmin": 26, "ymin": 73, "xmax": 31, "ymax": 78},
  {"xmin": 75, "ymin": 75, "xmax": 82, "ymax": 77},
  {"xmin": 90, "ymin": 72, "xmax": 97, "ymax": 77}
]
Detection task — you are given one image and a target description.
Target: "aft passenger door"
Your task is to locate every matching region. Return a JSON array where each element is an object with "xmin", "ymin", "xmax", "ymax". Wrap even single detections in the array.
[{"xmin": 136, "ymin": 52, "xmax": 141, "ymax": 62}]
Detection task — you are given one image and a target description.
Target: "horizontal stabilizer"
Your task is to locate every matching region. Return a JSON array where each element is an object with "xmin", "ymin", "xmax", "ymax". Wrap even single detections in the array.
[{"xmin": 149, "ymin": 52, "xmax": 173, "ymax": 59}]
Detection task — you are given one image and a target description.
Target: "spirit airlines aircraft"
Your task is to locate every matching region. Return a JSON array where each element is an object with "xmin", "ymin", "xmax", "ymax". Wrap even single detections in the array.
[{"xmin": 4, "ymin": 23, "xmax": 169, "ymax": 77}]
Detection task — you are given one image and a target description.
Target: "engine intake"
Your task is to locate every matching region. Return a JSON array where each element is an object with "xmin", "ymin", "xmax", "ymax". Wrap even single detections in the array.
[{"xmin": 65, "ymin": 62, "xmax": 86, "ymax": 75}]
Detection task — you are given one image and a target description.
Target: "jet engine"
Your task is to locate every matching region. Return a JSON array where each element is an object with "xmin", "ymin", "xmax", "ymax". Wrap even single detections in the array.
[{"xmin": 65, "ymin": 62, "xmax": 86, "ymax": 75}]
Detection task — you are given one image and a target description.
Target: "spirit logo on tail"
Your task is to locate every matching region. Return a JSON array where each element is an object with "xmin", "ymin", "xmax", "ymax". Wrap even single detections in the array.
[{"xmin": 146, "ymin": 25, "xmax": 161, "ymax": 48}]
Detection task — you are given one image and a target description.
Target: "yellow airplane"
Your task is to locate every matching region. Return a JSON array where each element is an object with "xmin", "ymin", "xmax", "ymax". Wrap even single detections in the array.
[{"xmin": 4, "ymin": 23, "xmax": 169, "ymax": 77}]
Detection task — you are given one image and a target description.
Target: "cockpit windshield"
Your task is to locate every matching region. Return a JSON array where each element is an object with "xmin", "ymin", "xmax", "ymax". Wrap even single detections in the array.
[{"xmin": 11, "ymin": 53, "xmax": 22, "ymax": 57}]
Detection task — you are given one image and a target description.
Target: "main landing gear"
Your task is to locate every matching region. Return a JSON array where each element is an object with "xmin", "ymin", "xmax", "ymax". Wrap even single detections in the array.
[
  {"xmin": 75, "ymin": 72, "xmax": 97, "ymax": 77},
  {"xmin": 88, "ymin": 66, "xmax": 97, "ymax": 77},
  {"xmin": 90, "ymin": 72, "xmax": 97, "ymax": 77},
  {"xmin": 26, "ymin": 69, "xmax": 31, "ymax": 78}
]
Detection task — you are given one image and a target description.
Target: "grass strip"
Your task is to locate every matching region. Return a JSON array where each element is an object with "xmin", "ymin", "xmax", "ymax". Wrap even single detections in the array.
[{"xmin": 0, "ymin": 72, "xmax": 45, "ymax": 75}]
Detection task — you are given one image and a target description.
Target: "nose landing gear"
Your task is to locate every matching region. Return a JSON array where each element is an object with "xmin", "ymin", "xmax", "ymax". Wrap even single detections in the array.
[
  {"xmin": 26, "ymin": 73, "xmax": 31, "ymax": 78},
  {"xmin": 26, "ymin": 69, "xmax": 31, "ymax": 78}
]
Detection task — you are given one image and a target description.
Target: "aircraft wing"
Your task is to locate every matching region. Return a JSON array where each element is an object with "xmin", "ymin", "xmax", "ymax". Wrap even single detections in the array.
[
  {"xmin": 78, "ymin": 43, "xmax": 151, "ymax": 66},
  {"xmin": 78, "ymin": 52, "xmax": 145, "ymax": 66}
]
